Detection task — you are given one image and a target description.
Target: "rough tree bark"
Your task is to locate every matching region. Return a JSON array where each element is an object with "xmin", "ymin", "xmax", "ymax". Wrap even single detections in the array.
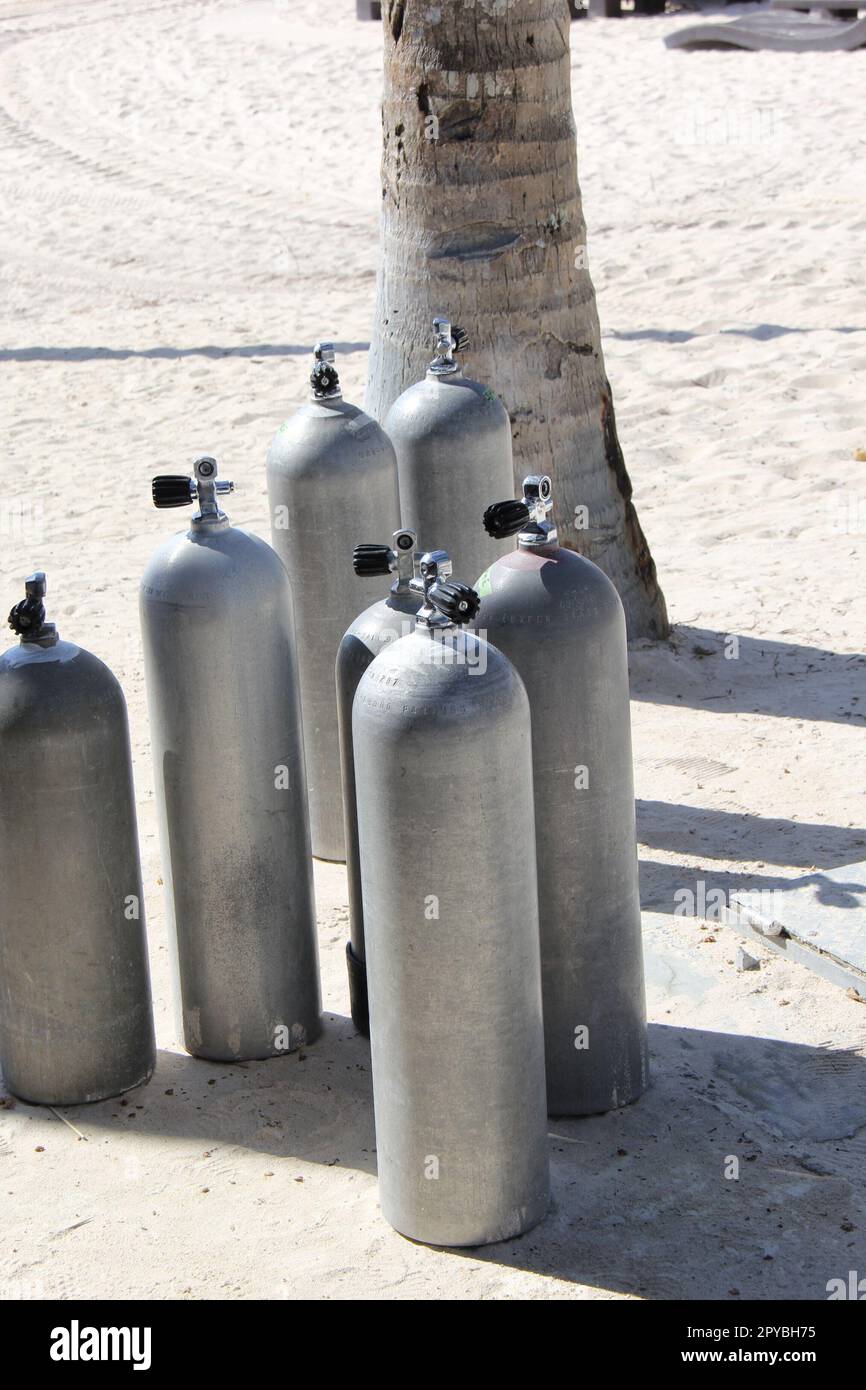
[{"xmin": 365, "ymin": 0, "xmax": 668, "ymax": 639}]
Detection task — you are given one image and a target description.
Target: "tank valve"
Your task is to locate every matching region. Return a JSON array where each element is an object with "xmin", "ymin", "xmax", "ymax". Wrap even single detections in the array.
[
  {"xmin": 483, "ymin": 474, "xmax": 557, "ymax": 547},
  {"xmin": 353, "ymin": 529, "xmax": 418, "ymax": 591},
  {"xmin": 310, "ymin": 341, "xmax": 341, "ymax": 400},
  {"xmin": 152, "ymin": 455, "xmax": 234, "ymax": 522},
  {"xmin": 8, "ymin": 571, "xmax": 57, "ymax": 646},
  {"xmin": 415, "ymin": 550, "xmax": 480, "ymax": 627},
  {"xmin": 429, "ymin": 317, "xmax": 469, "ymax": 376}
]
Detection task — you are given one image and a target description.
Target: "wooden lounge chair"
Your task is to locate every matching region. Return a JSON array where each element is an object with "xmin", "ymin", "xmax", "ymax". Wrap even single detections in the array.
[
  {"xmin": 771, "ymin": 0, "xmax": 863, "ymax": 18},
  {"xmin": 590, "ymin": 0, "xmax": 667, "ymax": 14},
  {"xmin": 771, "ymin": 0, "xmax": 862, "ymax": 10},
  {"xmin": 665, "ymin": 10, "xmax": 866, "ymax": 47},
  {"xmin": 357, "ymin": 0, "xmax": 590, "ymax": 16}
]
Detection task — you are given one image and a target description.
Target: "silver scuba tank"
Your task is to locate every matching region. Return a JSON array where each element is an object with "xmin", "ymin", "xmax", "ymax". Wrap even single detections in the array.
[
  {"xmin": 383, "ymin": 317, "xmax": 516, "ymax": 584},
  {"xmin": 0, "ymin": 573, "xmax": 155, "ymax": 1105},
  {"xmin": 266, "ymin": 342, "xmax": 401, "ymax": 862},
  {"xmin": 140, "ymin": 456, "xmax": 321, "ymax": 1062},
  {"xmin": 353, "ymin": 552, "xmax": 550, "ymax": 1247},
  {"xmin": 475, "ymin": 477, "xmax": 648, "ymax": 1117},
  {"xmin": 335, "ymin": 528, "xmax": 423, "ymax": 1036}
]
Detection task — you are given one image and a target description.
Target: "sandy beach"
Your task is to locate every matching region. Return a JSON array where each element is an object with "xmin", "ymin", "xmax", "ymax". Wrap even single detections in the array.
[{"xmin": 0, "ymin": 0, "xmax": 864, "ymax": 1300}]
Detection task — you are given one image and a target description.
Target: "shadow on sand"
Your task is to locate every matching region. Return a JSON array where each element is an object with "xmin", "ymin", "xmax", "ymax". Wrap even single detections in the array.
[
  {"xmin": 0, "ymin": 342, "xmax": 371, "ymax": 363},
  {"xmin": 637, "ymin": 799, "xmax": 866, "ymax": 916},
  {"xmin": 12, "ymin": 1012, "xmax": 378, "ymax": 1176},
  {"xmin": 630, "ymin": 625, "xmax": 865, "ymax": 728},
  {"xmin": 12, "ymin": 1018, "xmax": 863, "ymax": 1300},
  {"xmin": 607, "ymin": 324, "xmax": 866, "ymax": 345},
  {"xmin": 450, "ymin": 1023, "xmax": 866, "ymax": 1299}
]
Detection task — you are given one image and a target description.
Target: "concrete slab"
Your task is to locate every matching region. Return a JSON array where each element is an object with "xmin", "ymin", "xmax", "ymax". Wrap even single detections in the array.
[{"xmin": 726, "ymin": 862, "xmax": 866, "ymax": 996}]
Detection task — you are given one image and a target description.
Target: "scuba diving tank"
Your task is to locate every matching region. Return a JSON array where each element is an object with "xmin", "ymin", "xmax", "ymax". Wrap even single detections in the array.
[
  {"xmin": 140, "ymin": 455, "xmax": 321, "ymax": 1062},
  {"xmin": 266, "ymin": 342, "xmax": 401, "ymax": 862},
  {"xmin": 476, "ymin": 476, "xmax": 648, "ymax": 1117},
  {"xmin": 383, "ymin": 317, "xmax": 516, "ymax": 584},
  {"xmin": 0, "ymin": 573, "xmax": 155, "ymax": 1105},
  {"xmin": 336, "ymin": 528, "xmax": 423, "ymax": 1036},
  {"xmin": 353, "ymin": 552, "xmax": 549, "ymax": 1247}
]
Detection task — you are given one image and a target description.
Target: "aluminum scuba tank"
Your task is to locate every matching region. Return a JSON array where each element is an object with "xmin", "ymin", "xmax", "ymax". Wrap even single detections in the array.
[
  {"xmin": 353, "ymin": 551, "xmax": 550, "ymax": 1246},
  {"xmin": 266, "ymin": 342, "xmax": 401, "ymax": 862},
  {"xmin": 140, "ymin": 455, "xmax": 321, "ymax": 1062},
  {"xmin": 336, "ymin": 528, "xmax": 423, "ymax": 1036},
  {"xmin": 475, "ymin": 476, "xmax": 648, "ymax": 1117},
  {"xmin": 383, "ymin": 317, "xmax": 516, "ymax": 584},
  {"xmin": 0, "ymin": 573, "xmax": 155, "ymax": 1105}
]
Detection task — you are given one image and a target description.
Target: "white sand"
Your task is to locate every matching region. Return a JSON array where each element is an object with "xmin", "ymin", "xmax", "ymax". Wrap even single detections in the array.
[{"xmin": 0, "ymin": 0, "xmax": 864, "ymax": 1300}]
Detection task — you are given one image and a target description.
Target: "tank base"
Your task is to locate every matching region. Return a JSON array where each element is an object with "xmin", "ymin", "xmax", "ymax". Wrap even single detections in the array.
[
  {"xmin": 346, "ymin": 941, "xmax": 370, "ymax": 1037},
  {"xmin": 384, "ymin": 1190, "xmax": 551, "ymax": 1249},
  {"xmin": 4, "ymin": 1060, "xmax": 155, "ymax": 1109},
  {"xmin": 181, "ymin": 1018, "xmax": 322, "ymax": 1063},
  {"xmin": 547, "ymin": 1070, "xmax": 650, "ymax": 1118}
]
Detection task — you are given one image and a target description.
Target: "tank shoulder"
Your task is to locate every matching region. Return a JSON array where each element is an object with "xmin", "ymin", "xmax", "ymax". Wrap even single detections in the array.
[
  {"xmin": 555, "ymin": 545, "xmax": 627, "ymax": 612},
  {"xmin": 356, "ymin": 627, "xmax": 525, "ymax": 725},
  {"xmin": 342, "ymin": 594, "xmax": 392, "ymax": 638},
  {"xmin": 447, "ymin": 372, "xmax": 509, "ymax": 409},
  {"xmin": 502, "ymin": 544, "xmax": 624, "ymax": 601},
  {"xmin": 1, "ymin": 636, "xmax": 80, "ymax": 674},
  {"xmin": 385, "ymin": 370, "xmax": 509, "ymax": 442},
  {"xmin": 141, "ymin": 522, "xmax": 289, "ymax": 604},
  {"xmin": 0, "ymin": 639, "xmax": 126, "ymax": 728},
  {"xmin": 478, "ymin": 544, "xmax": 626, "ymax": 634},
  {"xmin": 267, "ymin": 398, "xmax": 395, "ymax": 476},
  {"xmin": 344, "ymin": 595, "xmax": 417, "ymax": 647}
]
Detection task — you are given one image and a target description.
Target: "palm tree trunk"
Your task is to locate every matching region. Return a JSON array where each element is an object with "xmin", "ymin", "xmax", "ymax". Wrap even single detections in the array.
[{"xmin": 365, "ymin": 0, "xmax": 668, "ymax": 639}]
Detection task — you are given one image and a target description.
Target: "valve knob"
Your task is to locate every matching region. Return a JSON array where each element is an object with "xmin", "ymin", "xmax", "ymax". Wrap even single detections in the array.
[
  {"xmin": 428, "ymin": 580, "xmax": 480, "ymax": 625},
  {"xmin": 483, "ymin": 498, "xmax": 530, "ymax": 539},
  {"xmin": 152, "ymin": 475, "xmax": 194, "ymax": 509},
  {"xmin": 8, "ymin": 594, "xmax": 45, "ymax": 637},
  {"xmin": 353, "ymin": 543, "xmax": 394, "ymax": 577},
  {"xmin": 311, "ymin": 360, "xmax": 340, "ymax": 398}
]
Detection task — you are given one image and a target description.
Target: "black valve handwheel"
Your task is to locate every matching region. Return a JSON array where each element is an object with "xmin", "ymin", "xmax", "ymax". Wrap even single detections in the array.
[
  {"xmin": 310, "ymin": 361, "xmax": 340, "ymax": 397},
  {"xmin": 152, "ymin": 475, "xmax": 195, "ymax": 509},
  {"xmin": 428, "ymin": 580, "xmax": 480, "ymax": 625},
  {"xmin": 353, "ymin": 543, "xmax": 394, "ymax": 577},
  {"xmin": 8, "ymin": 595, "xmax": 45, "ymax": 636},
  {"xmin": 483, "ymin": 498, "xmax": 530, "ymax": 539}
]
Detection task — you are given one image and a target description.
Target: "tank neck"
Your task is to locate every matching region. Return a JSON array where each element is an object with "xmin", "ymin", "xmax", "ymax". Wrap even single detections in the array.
[
  {"xmin": 387, "ymin": 588, "xmax": 420, "ymax": 614},
  {"xmin": 426, "ymin": 365, "xmax": 463, "ymax": 383},
  {"xmin": 190, "ymin": 511, "xmax": 231, "ymax": 534},
  {"xmin": 518, "ymin": 533, "xmax": 558, "ymax": 556},
  {"xmin": 391, "ymin": 572, "xmax": 414, "ymax": 598}
]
